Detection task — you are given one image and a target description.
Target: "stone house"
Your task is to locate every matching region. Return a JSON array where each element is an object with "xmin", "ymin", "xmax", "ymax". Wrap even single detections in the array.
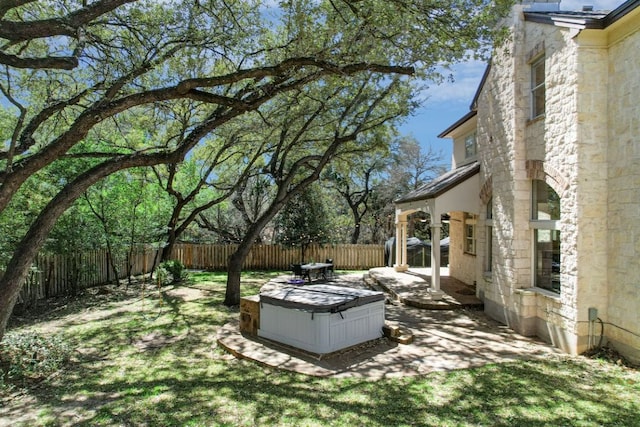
[{"xmin": 394, "ymin": 0, "xmax": 640, "ymax": 363}]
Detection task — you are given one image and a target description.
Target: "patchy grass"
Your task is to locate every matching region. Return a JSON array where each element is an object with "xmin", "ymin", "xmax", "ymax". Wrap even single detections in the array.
[{"xmin": 1, "ymin": 271, "xmax": 639, "ymax": 426}]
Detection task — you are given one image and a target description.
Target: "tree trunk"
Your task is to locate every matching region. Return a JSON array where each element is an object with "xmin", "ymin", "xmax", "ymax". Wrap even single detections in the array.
[
  {"xmin": 350, "ymin": 221, "xmax": 361, "ymax": 244},
  {"xmin": 0, "ymin": 152, "xmax": 180, "ymax": 342},
  {"xmin": 0, "ymin": 193, "xmax": 72, "ymax": 341},
  {"xmin": 224, "ymin": 242, "xmax": 254, "ymax": 306},
  {"xmin": 161, "ymin": 232, "xmax": 176, "ymax": 262},
  {"xmin": 223, "ymin": 198, "xmax": 292, "ymax": 306},
  {"xmin": 105, "ymin": 240, "xmax": 120, "ymax": 286},
  {"xmin": 349, "ymin": 201, "xmax": 365, "ymax": 244}
]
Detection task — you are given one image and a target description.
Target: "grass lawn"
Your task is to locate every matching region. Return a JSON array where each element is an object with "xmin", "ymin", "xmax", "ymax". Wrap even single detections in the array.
[{"xmin": 1, "ymin": 271, "xmax": 639, "ymax": 426}]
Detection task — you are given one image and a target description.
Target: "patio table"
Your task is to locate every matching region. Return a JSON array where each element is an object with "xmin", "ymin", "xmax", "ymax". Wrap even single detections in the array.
[{"xmin": 301, "ymin": 262, "xmax": 333, "ymax": 282}]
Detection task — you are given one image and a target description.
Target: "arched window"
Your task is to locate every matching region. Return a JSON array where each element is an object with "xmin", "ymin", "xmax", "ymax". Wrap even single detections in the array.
[{"xmin": 531, "ymin": 180, "xmax": 560, "ymax": 292}]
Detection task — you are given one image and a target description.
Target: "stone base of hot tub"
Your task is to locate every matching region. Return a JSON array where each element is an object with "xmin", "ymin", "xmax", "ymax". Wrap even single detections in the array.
[
  {"xmin": 239, "ymin": 295, "xmax": 260, "ymax": 336},
  {"xmin": 217, "ymin": 319, "xmax": 395, "ymax": 377}
]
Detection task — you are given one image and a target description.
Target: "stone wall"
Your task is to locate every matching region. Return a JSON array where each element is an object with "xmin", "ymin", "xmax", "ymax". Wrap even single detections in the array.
[
  {"xmin": 477, "ymin": 6, "xmax": 536, "ymax": 335},
  {"xmin": 477, "ymin": 7, "xmax": 586, "ymax": 353},
  {"xmin": 604, "ymin": 20, "xmax": 640, "ymax": 364},
  {"xmin": 524, "ymin": 13, "xmax": 585, "ymax": 353},
  {"xmin": 445, "ymin": 4, "xmax": 639, "ymax": 361},
  {"xmin": 478, "ymin": 5, "xmax": 640, "ymax": 360}
]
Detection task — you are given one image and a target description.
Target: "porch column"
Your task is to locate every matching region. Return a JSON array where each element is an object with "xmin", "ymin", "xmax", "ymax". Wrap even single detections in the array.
[
  {"xmin": 429, "ymin": 222, "xmax": 445, "ymax": 300},
  {"xmin": 394, "ymin": 217, "xmax": 409, "ymax": 272}
]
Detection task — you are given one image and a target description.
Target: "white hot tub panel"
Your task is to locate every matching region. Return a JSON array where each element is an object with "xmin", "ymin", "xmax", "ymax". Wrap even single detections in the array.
[{"xmin": 258, "ymin": 285, "xmax": 385, "ymax": 354}]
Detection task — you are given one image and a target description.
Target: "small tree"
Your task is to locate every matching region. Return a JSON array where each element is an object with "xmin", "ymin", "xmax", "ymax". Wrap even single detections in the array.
[
  {"xmin": 322, "ymin": 138, "xmax": 390, "ymax": 244},
  {"xmin": 275, "ymin": 184, "xmax": 331, "ymax": 263}
]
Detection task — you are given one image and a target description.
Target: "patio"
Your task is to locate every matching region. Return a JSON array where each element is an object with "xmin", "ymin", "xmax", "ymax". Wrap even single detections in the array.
[
  {"xmin": 366, "ymin": 267, "xmax": 483, "ymax": 310},
  {"xmin": 217, "ymin": 268, "xmax": 560, "ymax": 378}
]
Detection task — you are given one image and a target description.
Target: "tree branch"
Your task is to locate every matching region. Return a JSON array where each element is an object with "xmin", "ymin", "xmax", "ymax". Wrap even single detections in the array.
[
  {"xmin": 0, "ymin": 51, "xmax": 78, "ymax": 69},
  {"xmin": 0, "ymin": 0, "xmax": 137, "ymax": 41}
]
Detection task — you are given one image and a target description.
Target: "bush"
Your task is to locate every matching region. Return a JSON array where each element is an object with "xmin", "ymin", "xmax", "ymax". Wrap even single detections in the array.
[
  {"xmin": 156, "ymin": 260, "xmax": 188, "ymax": 285},
  {"xmin": 0, "ymin": 331, "xmax": 72, "ymax": 389}
]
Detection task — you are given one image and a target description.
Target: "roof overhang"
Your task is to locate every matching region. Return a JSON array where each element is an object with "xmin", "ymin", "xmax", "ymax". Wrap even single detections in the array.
[
  {"xmin": 524, "ymin": 11, "xmax": 607, "ymax": 29},
  {"xmin": 395, "ymin": 162, "xmax": 480, "ymax": 216},
  {"xmin": 524, "ymin": 0, "xmax": 639, "ymax": 30},
  {"xmin": 437, "ymin": 111, "xmax": 477, "ymax": 139}
]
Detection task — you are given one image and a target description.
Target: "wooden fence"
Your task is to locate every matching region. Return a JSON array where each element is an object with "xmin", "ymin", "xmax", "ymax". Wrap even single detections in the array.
[
  {"xmin": 16, "ymin": 243, "xmax": 385, "ymax": 306},
  {"xmin": 170, "ymin": 243, "xmax": 385, "ymax": 271},
  {"xmin": 18, "ymin": 248, "xmax": 159, "ymax": 307}
]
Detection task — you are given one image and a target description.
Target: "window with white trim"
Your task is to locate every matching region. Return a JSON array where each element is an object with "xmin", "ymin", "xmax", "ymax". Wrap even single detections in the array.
[
  {"xmin": 485, "ymin": 198, "xmax": 493, "ymax": 273},
  {"xmin": 464, "ymin": 213, "xmax": 477, "ymax": 255},
  {"xmin": 464, "ymin": 131, "xmax": 477, "ymax": 159},
  {"xmin": 531, "ymin": 56, "xmax": 545, "ymax": 119},
  {"xmin": 531, "ymin": 180, "xmax": 560, "ymax": 293}
]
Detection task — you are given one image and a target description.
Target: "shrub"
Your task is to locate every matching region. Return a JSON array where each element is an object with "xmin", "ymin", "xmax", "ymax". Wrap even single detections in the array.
[
  {"xmin": 157, "ymin": 260, "xmax": 188, "ymax": 285},
  {"xmin": 154, "ymin": 265, "xmax": 170, "ymax": 286},
  {"xmin": 0, "ymin": 331, "xmax": 71, "ymax": 389}
]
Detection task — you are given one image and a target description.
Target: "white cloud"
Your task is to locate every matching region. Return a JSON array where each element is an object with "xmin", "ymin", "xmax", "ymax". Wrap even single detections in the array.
[{"xmin": 420, "ymin": 60, "xmax": 487, "ymax": 105}]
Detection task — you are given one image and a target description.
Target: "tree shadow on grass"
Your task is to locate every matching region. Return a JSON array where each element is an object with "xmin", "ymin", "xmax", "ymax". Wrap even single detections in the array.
[
  {"xmin": 4, "ymin": 273, "xmax": 639, "ymax": 426},
  {"xmin": 4, "ymin": 356, "xmax": 639, "ymax": 427}
]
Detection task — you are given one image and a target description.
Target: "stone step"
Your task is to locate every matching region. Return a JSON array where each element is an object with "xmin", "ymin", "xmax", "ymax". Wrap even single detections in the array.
[
  {"xmin": 382, "ymin": 323, "xmax": 414, "ymax": 345},
  {"xmin": 363, "ymin": 274, "xmax": 398, "ymax": 305},
  {"xmin": 365, "ymin": 269, "xmax": 484, "ymax": 311}
]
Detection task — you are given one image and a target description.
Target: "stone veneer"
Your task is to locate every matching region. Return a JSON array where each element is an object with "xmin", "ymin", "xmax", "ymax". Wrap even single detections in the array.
[
  {"xmin": 603, "ymin": 14, "xmax": 640, "ymax": 363},
  {"xmin": 458, "ymin": 4, "xmax": 640, "ymax": 362}
]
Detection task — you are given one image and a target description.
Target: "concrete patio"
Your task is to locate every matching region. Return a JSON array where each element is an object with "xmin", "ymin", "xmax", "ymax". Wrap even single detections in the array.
[
  {"xmin": 366, "ymin": 267, "xmax": 483, "ymax": 310},
  {"xmin": 216, "ymin": 268, "xmax": 561, "ymax": 379}
]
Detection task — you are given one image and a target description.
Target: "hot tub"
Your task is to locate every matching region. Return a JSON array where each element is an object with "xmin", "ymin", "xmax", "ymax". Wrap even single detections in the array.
[{"xmin": 258, "ymin": 284, "xmax": 385, "ymax": 355}]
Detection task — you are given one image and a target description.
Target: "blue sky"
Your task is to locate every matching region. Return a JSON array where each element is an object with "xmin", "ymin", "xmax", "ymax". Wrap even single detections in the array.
[{"xmin": 400, "ymin": 0, "xmax": 626, "ymax": 165}]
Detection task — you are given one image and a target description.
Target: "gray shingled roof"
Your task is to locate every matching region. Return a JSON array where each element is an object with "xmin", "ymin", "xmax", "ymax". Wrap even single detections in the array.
[
  {"xmin": 395, "ymin": 161, "xmax": 480, "ymax": 204},
  {"xmin": 524, "ymin": 0, "xmax": 639, "ymax": 29}
]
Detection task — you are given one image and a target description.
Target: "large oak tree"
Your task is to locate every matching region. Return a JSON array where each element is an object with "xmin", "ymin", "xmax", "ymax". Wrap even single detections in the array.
[{"xmin": 0, "ymin": 0, "xmax": 511, "ymax": 340}]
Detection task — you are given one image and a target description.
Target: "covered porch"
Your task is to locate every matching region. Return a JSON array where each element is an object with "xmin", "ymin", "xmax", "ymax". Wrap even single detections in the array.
[{"xmin": 393, "ymin": 161, "xmax": 480, "ymax": 300}]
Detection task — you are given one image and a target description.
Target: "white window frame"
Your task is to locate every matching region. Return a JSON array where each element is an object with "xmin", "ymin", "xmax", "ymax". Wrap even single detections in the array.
[
  {"xmin": 464, "ymin": 131, "xmax": 477, "ymax": 159},
  {"xmin": 530, "ymin": 180, "xmax": 561, "ymax": 293},
  {"xmin": 485, "ymin": 198, "xmax": 493, "ymax": 273},
  {"xmin": 464, "ymin": 213, "xmax": 477, "ymax": 255},
  {"xmin": 531, "ymin": 56, "xmax": 546, "ymax": 119}
]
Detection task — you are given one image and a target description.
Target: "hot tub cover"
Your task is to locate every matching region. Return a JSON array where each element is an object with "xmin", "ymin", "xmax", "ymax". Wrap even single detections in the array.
[{"xmin": 260, "ymin": 284, "xmax": 384, "ymax": 313}]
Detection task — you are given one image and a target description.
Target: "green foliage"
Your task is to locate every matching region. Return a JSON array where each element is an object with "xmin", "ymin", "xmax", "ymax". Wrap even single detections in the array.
[
  {"xmin": 153, "ymin": 265, "xmax": 171, "ymax": 286},
  {"xmin": 275, "ymin": 184, "xmax": 332, "ymax": 249},
  {"xmin": 157, "ymin": 259, "xmax": 187, "ymax": 284},
  {"xmin": 0, "ymin": 331, "xmax": 71, "ymax": 389},
  {"xmin": 0, "ymin": 0, "xmax": 517, "ymax": 341},
  {"xmin": 79, "ymin": 168, "xmax": 171, "ymax": 249}
]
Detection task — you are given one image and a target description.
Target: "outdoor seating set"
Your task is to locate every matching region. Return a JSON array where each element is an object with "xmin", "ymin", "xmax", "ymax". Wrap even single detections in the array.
[{"xmin": 289, "ymin": 259, "xmax": 334, "ymax": 284}]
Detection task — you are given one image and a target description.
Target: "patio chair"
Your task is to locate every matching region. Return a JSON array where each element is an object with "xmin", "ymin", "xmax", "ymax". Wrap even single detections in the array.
[
  {"xmin": 325, "ymin": 258, "xmax": 334, "ymax": 278},
  {"xmin": 290, "ymin": 264, "xmax": 310, "ymax": 283}
]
